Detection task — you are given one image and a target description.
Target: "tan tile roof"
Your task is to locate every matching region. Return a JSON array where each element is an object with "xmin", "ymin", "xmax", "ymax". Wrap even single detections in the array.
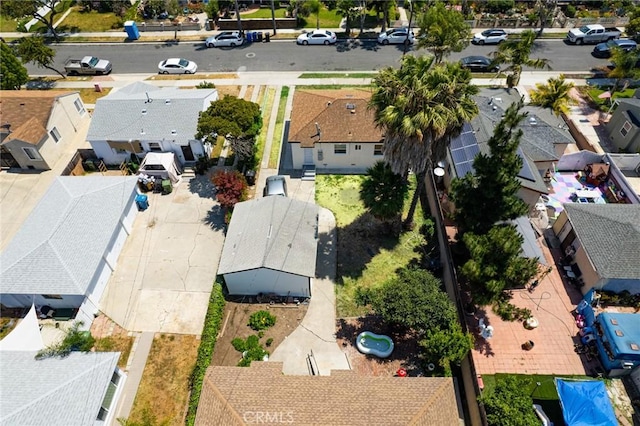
[
  {"xmin": 289, "ymin": 89, "xmax": 383, "ymax": 148},
  {"xmin": 195, "ymin": 362, "xmax": 460, "ymax": 426},
  {"xmin": 0, "ymin": 91, "xmax": 76, "ymax": 145}
]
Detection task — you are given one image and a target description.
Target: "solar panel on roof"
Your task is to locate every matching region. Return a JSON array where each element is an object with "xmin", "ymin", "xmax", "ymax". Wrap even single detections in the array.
[
  {"xmin": 516, "ymin": 147, "xmax": 537, "ymax": 182},
  {"xmin": 450, "ymin": 123, "xmax": 480, "ymax": 177}
]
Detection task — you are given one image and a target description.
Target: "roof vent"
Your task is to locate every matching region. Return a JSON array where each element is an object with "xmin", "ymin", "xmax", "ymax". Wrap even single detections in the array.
[
  {"xmin": 327, "ymin": 101, "xmax": 332, "ymax": 106},
  {"xmin": 140, "ymin": 128, "xmax": 145, "ymax": 135},
  {"xmin": 346, "ymin": 94, "xmax": 353, "ymax": 98},
  {"xmin": 142, "ymin": 109, "xmax": 147, "ymax": 115},
  {"xmin": 165, "ymin": 99, "xmax": 171, "ymax": 105},
  {"xmin": 529, "ymin": 117, "xmax": 537, "ymax": 125},
  {"xmin": 171, "ymin": 129, "xmax": 177, "ymax": 135},
  {"xmin": 350, "ymin": 109, "xmax": 356, "ymax": 114},
  {"xmin": 346, "ymin": 103, "xmax": 356, "ymax": 110}
]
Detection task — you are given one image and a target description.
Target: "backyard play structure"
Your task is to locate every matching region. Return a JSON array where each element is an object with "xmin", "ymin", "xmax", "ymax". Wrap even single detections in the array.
[{"xmin": 356, "ymin": 331, "xmax": 394, "ymax": 358}]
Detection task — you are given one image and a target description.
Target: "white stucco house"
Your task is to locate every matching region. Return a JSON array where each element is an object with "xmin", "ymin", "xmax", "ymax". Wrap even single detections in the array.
[
  {"xmin": 0, "ymin": 176, "xmax": 139, "ymax": 327},
  {"xmin": 0, "ymin": 90, "xmax": 88, "ymax": 170},
  {"xmin": 86, "ymin": 82, "xmax": 217, "ymax": 166},
  {"xmin": 287, "ymin": 89, "xmax": 385, "ymax": 176},
  {"xmin": 218, "ymin": 196, "xmax": 319, "ymax": 298}
]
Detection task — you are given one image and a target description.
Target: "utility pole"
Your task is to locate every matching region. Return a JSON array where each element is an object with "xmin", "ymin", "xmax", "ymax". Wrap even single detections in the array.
[
  {"xmin": 271, "ymin": 0, "xmax": 277, "ymax": 35},
  {"xmin": 234, "ymin": 0, "xmax": 243, "ymax": 35}
]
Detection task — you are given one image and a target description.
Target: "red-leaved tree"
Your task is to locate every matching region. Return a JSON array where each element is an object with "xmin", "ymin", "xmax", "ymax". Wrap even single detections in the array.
[{"xmin": 211, "ymin": 170, "xmax": 248, "ymax": 214}]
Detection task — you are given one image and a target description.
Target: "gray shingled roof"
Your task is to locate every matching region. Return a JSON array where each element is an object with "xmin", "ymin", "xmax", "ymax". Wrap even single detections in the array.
[
  {"xmin": 0, "ymin": 176, "xmax": 138, "ymax": 295},
  {"xmin": 0, "ymin": 351, "xmax": 119, "ymax": 426},
  {"xmin": 564, "ymin": 204, "xmax": 640, "ymax": 279},
  {"xmin": 86, "ymin": 83, "xmax": 217, "ymax": 145},
  {"xmin": 218, "ymin": 197, "xmax": 319, "ymax": 277}
]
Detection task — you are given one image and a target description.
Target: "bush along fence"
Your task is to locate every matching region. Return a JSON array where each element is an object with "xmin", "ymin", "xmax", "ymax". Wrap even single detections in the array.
[{"xmin": 185, "ymin": 279, "xmax": 226, "ymax": 426}]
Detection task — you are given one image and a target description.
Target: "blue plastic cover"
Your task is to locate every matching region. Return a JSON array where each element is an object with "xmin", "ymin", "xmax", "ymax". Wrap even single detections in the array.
[{"xmin": 555, "ymin": 379, "xmax": 617, "ymax": 426}]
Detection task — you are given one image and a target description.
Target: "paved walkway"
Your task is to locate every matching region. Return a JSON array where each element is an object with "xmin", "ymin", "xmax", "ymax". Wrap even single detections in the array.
[{"xmin": 115, "ymin": 332, "xmax": 154, "ymax": 419}]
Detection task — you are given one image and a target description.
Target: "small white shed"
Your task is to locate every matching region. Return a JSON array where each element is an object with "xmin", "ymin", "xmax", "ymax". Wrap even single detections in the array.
[
  {"xmin": 218, "ymin": 197, "xmax": 319, "ymax": 298},
  {"xmin": 138, "ymin": 152, "xmax": 181, "ymax": 184}
]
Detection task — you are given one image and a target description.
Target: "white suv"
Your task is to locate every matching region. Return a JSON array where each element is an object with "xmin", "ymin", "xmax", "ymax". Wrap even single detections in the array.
[
  {"xmin": 472, "ymin": 28, "xmax": 508, "ymax": 45},
  {"xmin": 206, "ymin": 31, "xmax": 244, "ymax": 48}
]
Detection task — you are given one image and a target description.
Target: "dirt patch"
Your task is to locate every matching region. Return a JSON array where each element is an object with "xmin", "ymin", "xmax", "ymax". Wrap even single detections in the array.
[
  {"xmin": 336, "ymin": 316, "xmax": 425, "ymax": 377},
  {"xmin": 129, "ymin": 334, "xmax": 199, "ymax": 426},
  {"xmin": 212, "ymin": 300, "xmax": 307, "ymax": 367}
]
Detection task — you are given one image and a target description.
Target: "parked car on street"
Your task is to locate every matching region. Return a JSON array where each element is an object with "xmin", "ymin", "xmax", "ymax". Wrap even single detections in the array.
[
  {"xmin": 206, "ymin": 31, "xmax": 244, "ymax": 48},
  {"xmin": 592, "ymin": 39, "xmax": 638, "ymax": 58},
  {"xmin": 377, "ymin": 27, "xmax": 415, "ymax": 45},
  {"xmin": 296, "ymin": 30, "xmax": 337, "ymax": 45},
  {"xmin": 64, "ymin": 56, "xmax": 112, "ymax": 76},
  {"xmin": 264, "ymin": 175, "xmax": 287, "ymax": 197},
  {"xmin": 459, "ymin": 56, "xmax": 500, "ymax": 72},
  {"xmin": 566, "ymin": 24, "xmax": 621, "ymax": 45},
  {"xmin": 158, "ymin": 58, "xmax": 197, "ymax": 74},
  {"xmin": 472, "ymin": 28, "xmax": 508, "ymax": 45}
]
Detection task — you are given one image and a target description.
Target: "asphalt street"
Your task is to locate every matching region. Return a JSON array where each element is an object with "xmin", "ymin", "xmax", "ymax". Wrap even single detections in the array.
[{"xmin": 32, "ymin": 39, "xmax": 611, "ymax": 75}]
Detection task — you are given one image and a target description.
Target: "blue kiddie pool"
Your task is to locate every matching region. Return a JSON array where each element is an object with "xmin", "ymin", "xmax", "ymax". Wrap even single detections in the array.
[{"xmin": 356, "ymin": 331, "xmax": 394, "ymax": 358}]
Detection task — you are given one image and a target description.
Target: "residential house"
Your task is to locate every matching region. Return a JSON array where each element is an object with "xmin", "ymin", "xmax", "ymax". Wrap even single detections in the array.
[
  {"xmin": 86, "ymin": 82, "xmax": 217, "ymax": 166},
  {"xmin": 443, "ymin": 88, "xmax": 576, "ymax": 209},
  {"xmin": 218, "ymin": 196, "xmax": 319, "ymax": 298},
  {"xmin": 0, "ymin": 91, "xmax": 88, "ymax": 170},
  {"xmin": 195, "ymin": 362, "xmax": 461, "ymax": 425},
  {"xmin": 606, "ymin": 96, "xmax": 640, "ymax": 153},
  {"xmin": 287, "ymin": 89, "xmax": 384, "ymax": 176},
  {"xmin": 0, "ymin": 176, "xmax": 139, "ymax": 327},
  {"xmin": 0, "ymin": 350, "xmax": 125, "ymax": 425}
]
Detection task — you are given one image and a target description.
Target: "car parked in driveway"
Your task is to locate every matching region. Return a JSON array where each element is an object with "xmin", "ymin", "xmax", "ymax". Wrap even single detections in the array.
[
  {"xmin": 377, "ymin": 27, "xmax": 415, "ymax": 45},
  {"xmin": 459, "ymin": 56, "xmax": 500, "ymax": 72},
  {"xmin": 472, "ymin": 28, "xmax": 508, "ymax": 45},
  {"xmin": 206, "ymin": 31, "xmax": 244, "ymax": 48},
  {"xmin": 592, "ymin": 39, "xmax": 638, "ymax": 58},
  {"xmin": 264, "ymin": 175, "xmax": 287, "ymax": 197},
  {"xmin": 297, "ymin": 30, "xmax": 337, "ymax": 45},
  {"xmin": 158, "ymin": 58, "xmax": 197, "ymax": 74}
]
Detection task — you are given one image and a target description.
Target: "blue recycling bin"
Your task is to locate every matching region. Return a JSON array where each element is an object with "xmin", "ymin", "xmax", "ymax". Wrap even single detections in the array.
[
  {"xmin": 135, "ymin": 194, "xmax": 149, "ymax": 211},
  {"xmin": 124, "ymin": 20, "xmax": 140, "ymax": 40}
]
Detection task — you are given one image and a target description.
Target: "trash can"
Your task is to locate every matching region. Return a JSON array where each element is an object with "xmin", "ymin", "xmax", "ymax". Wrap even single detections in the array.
[
  {"xmin": 256, "ymin": 31, "xmax": 263, "ymax": 42},
  {"xmin": 124, "ymin": 20, "xmax": 140, "ymax": 40},
  {"xmin": 250, "ymin": 31, "xmax": 257, "ymax": 42},
  {"xmin": 265, "ymin": 32, "xmax": 270, "ymax": 42},
  {"xmin": 162, "ymin": 179, "xmax": 172, "ymax": 194},
  {"xmin": 135, "ymin": 194, "xmax": 149, "ymax": 211},
  {"xmin": 245, "ymin": 169, "xmax": 256, "ymax": 186}
]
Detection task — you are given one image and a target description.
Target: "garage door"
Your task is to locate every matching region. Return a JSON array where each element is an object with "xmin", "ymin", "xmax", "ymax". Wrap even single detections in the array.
[
  {"xmin": 88, "ymin": 259, "xmax": 113, "ymax": 306},
  {"xmin": 105, "ymin": 225, "xmax": 127, "ymax": 269}
]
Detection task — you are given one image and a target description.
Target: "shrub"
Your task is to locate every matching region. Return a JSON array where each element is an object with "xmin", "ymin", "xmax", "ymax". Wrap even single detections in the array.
[
  {"xmin": 565, "ymin": 5, "xmax": 577, "ymax": 18},
  {"xmin": 494, "ymin": 299, "xmax": 531, "ymax": 322},
  {"xmin": 231, "ymin": 337, "xmax": 246, "ymax": 352},
  {"xmin": 196, "ymin": 81, "xmax": 216, "ymax": 89},
  {"xmin": 266, "ymin": 338, "xmax": 274, "ymax": 347},
  {"xmin": 185, "ymin": 280, "xmax": 225, "ymax": 426},
  {"xmin": 248, "ymin": 310, "xmax": 276, "ymax": 331},
  {"xmin": 258, "ymin": 330, "xmax": 264, "ymax": 338}
]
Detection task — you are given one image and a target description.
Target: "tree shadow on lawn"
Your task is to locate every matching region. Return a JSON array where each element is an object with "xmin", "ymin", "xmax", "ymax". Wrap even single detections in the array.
[
  {"xmin": 335, "ymin": 212, "xmax": 402, "ymax": 282},
  {"xmin": 336, "ymin": 314, "xmax": 424, "ymax": 376}
]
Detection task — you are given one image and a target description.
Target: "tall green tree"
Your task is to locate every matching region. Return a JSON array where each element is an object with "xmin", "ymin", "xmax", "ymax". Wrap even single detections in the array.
[
  {"xmin": 529, "ymin": 74, "xmax": 575, "ymax": 116},
  {"xmin": 369, "ymin": 55, "xmax": 479, "ymax": 227},
  {"xmin": 416, "ymin": 1, "xmax": 471, "ymax": 64},
  {"xmin": 533, "ymin": 0, "xmax": 557, "ymax": 37},
  {"xmin": 336, "ymin": 0, "xmax": 359, "ymax": 35},
  {"xmin": 16, "ymin": 36, "xmax": 65, "ymax": 78},
  {"xmin": 607, "ymin": 47, "xmax": 640, "ymax": 95},
  {"xmin": 462, "ymin": 224, "xmax": 539, "ymax": 305},
  {"xmin": 308, "ymin": 0, "xmax": 321, "ymax": 29},
  {"xmin": 359, "ymin": 161, "xmax": 408, "ymax": 224},
  {"xmin": 449, "ymin": 101, "xmax": 529, "ymax": 236},
  {"xmin": 491, "ymin": 29, "xmax": 550, "ymax": 89},
  {"xmin": 480, "ymin": 376, "xmax": 540, "ymax": 426},
  {"xmin": 362, "ymin": 267, "xmax": 473, "ymax": 374},
  {"xmin": 625, "ymin": 5, "xmax": 640, "ymax": 42},
  {"xmin": 12, "ymin": 0, "xmax": 66, "ymax": 41},
  {"xmin": 1, "ymin": 43, "xmax": 29, "ymax": 90}
]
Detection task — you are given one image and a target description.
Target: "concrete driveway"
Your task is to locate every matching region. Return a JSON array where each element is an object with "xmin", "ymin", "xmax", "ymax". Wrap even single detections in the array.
[{"xmin": 99, "ymin": 173, "xmax": 225, "ymax": 334}]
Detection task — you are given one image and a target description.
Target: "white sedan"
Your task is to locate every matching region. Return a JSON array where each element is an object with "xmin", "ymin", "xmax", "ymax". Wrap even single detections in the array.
[
  {"xmin": 377, "ymin": 28, "xmax": 415, "ymax": 45},
  {"xmin": 158, "ymin": 58, "xmax": 198, "ymax": 74},
  {"xmin": 205, "ymin": 31, "xmax": 244, "ymax": 48},
  {"xmin": 296, "ymin": 30, "xmax": 337, "ymax": 45}
]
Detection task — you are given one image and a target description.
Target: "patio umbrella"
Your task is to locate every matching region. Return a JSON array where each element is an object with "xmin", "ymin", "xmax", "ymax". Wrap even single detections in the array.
[{"xmin": 598, "ymin": 91, "xmax": 612, "ymax": 99}]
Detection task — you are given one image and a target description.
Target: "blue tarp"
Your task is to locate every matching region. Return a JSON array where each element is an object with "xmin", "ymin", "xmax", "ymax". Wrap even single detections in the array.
[{"xmin": 555, "ymin": 379, "xmax": 617, "ymax": 426}]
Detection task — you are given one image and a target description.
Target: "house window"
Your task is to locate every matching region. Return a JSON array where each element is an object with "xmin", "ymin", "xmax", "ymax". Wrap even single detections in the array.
[
  {"xmin": 620, "ymin": 121, "xmax": 632, "ymax": 137},
  {"xmin": 74, "ymin": 98, "xmax": 86, "ymax": 115},
  {"xmin": 49, "ymin": 127, "xmax": 61, "ymax": 143},
  {"xmin": 22, "ymin": 147, "xmax": 41, "ymax": 161},
  {"xmin": 96, "ymin": 371, "xmax": 121, "ymax": 421},
  {"xmin": 374, "ymin": 144, "xmax": 383, "ymax": 156},
  {"xmin": 317, "ymin": 149, "xmax": 323, "ymax": 161},
  {"xmin": 42, "ymin": 294, "xmax": 63, "ymax": 300},
  {"xmin": 354, "ymin": 144, "xmax": 362, "ymax": 151},
  {"xmin": 148, "ymin": 142, "xmax": 162, "ymax": 152},
  {"xmin": 334, "ymin": 144, "xmax": 347, "ymax": 154}
]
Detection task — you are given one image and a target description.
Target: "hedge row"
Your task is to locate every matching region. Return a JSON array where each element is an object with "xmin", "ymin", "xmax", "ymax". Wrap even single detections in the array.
[{"xmin": 185, "ymin": 279, "xmax": 226, "ymax": 425}]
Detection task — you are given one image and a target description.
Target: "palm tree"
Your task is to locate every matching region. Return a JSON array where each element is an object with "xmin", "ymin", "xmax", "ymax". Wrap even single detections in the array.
[
  {"xmin": 491, "ymin": 29, "xmax": 550, "ymax": 89},
  {"xmin": 308, "ymin": 0, "xmax": 321, "ymax": 29},
  {"xmin": 369, "ymin": 55, "xmax": 479, "ymax": 227},
  {"xmin": 360, "ymin": 161, "xmax": 408, "ymax": 226},
  {"xmin": 529, "ymin": 75, "xmax": 576, "ymax": 116},
  {"xmin": 608, "ymin": 47, "xmax": 640, "ymax": 95},
  {"xmin": 337, "ymin": 0, "xmax": 359, "ymax": 35}
]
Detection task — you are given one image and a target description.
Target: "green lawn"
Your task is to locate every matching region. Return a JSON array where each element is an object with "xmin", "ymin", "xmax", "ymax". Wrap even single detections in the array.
[
  {"xmin": 316, "ymin": 175, "xmax": 430, "ymax": 317},
  {"xmin": 585, "ymin": 87, "xmax": 636, "ymax": 109},
  {"xmin": 299, "ymin": 72, "xmax": 376, "ymax": 79},
  {"xmin": 0, "ymin": 14, "xmax": 19, "ymax": 32},
  {"xmin": 254, "ymin": 87, "xmax": 276, "ymax": 169},
  {"xmin": 29, "ymin": 0, "xmax": 74, "ymax": 33},
  {"xmin": 242, "ymin": 7, "xmax": 287, "ymax": 19},
  {"xmin": 268, "ymin": 86, "xmax": 289, "ymax": 169},
  {"xmin": 298, "ymin": 8, "xmax": 343, "ymax": 29},
  {"xmin": 56, "ymin": 6, "xmax": 123, "ymax": 32},
  {"xmin": 482, "ymin": 374, "xmax": 595, "ymax": 426}
]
